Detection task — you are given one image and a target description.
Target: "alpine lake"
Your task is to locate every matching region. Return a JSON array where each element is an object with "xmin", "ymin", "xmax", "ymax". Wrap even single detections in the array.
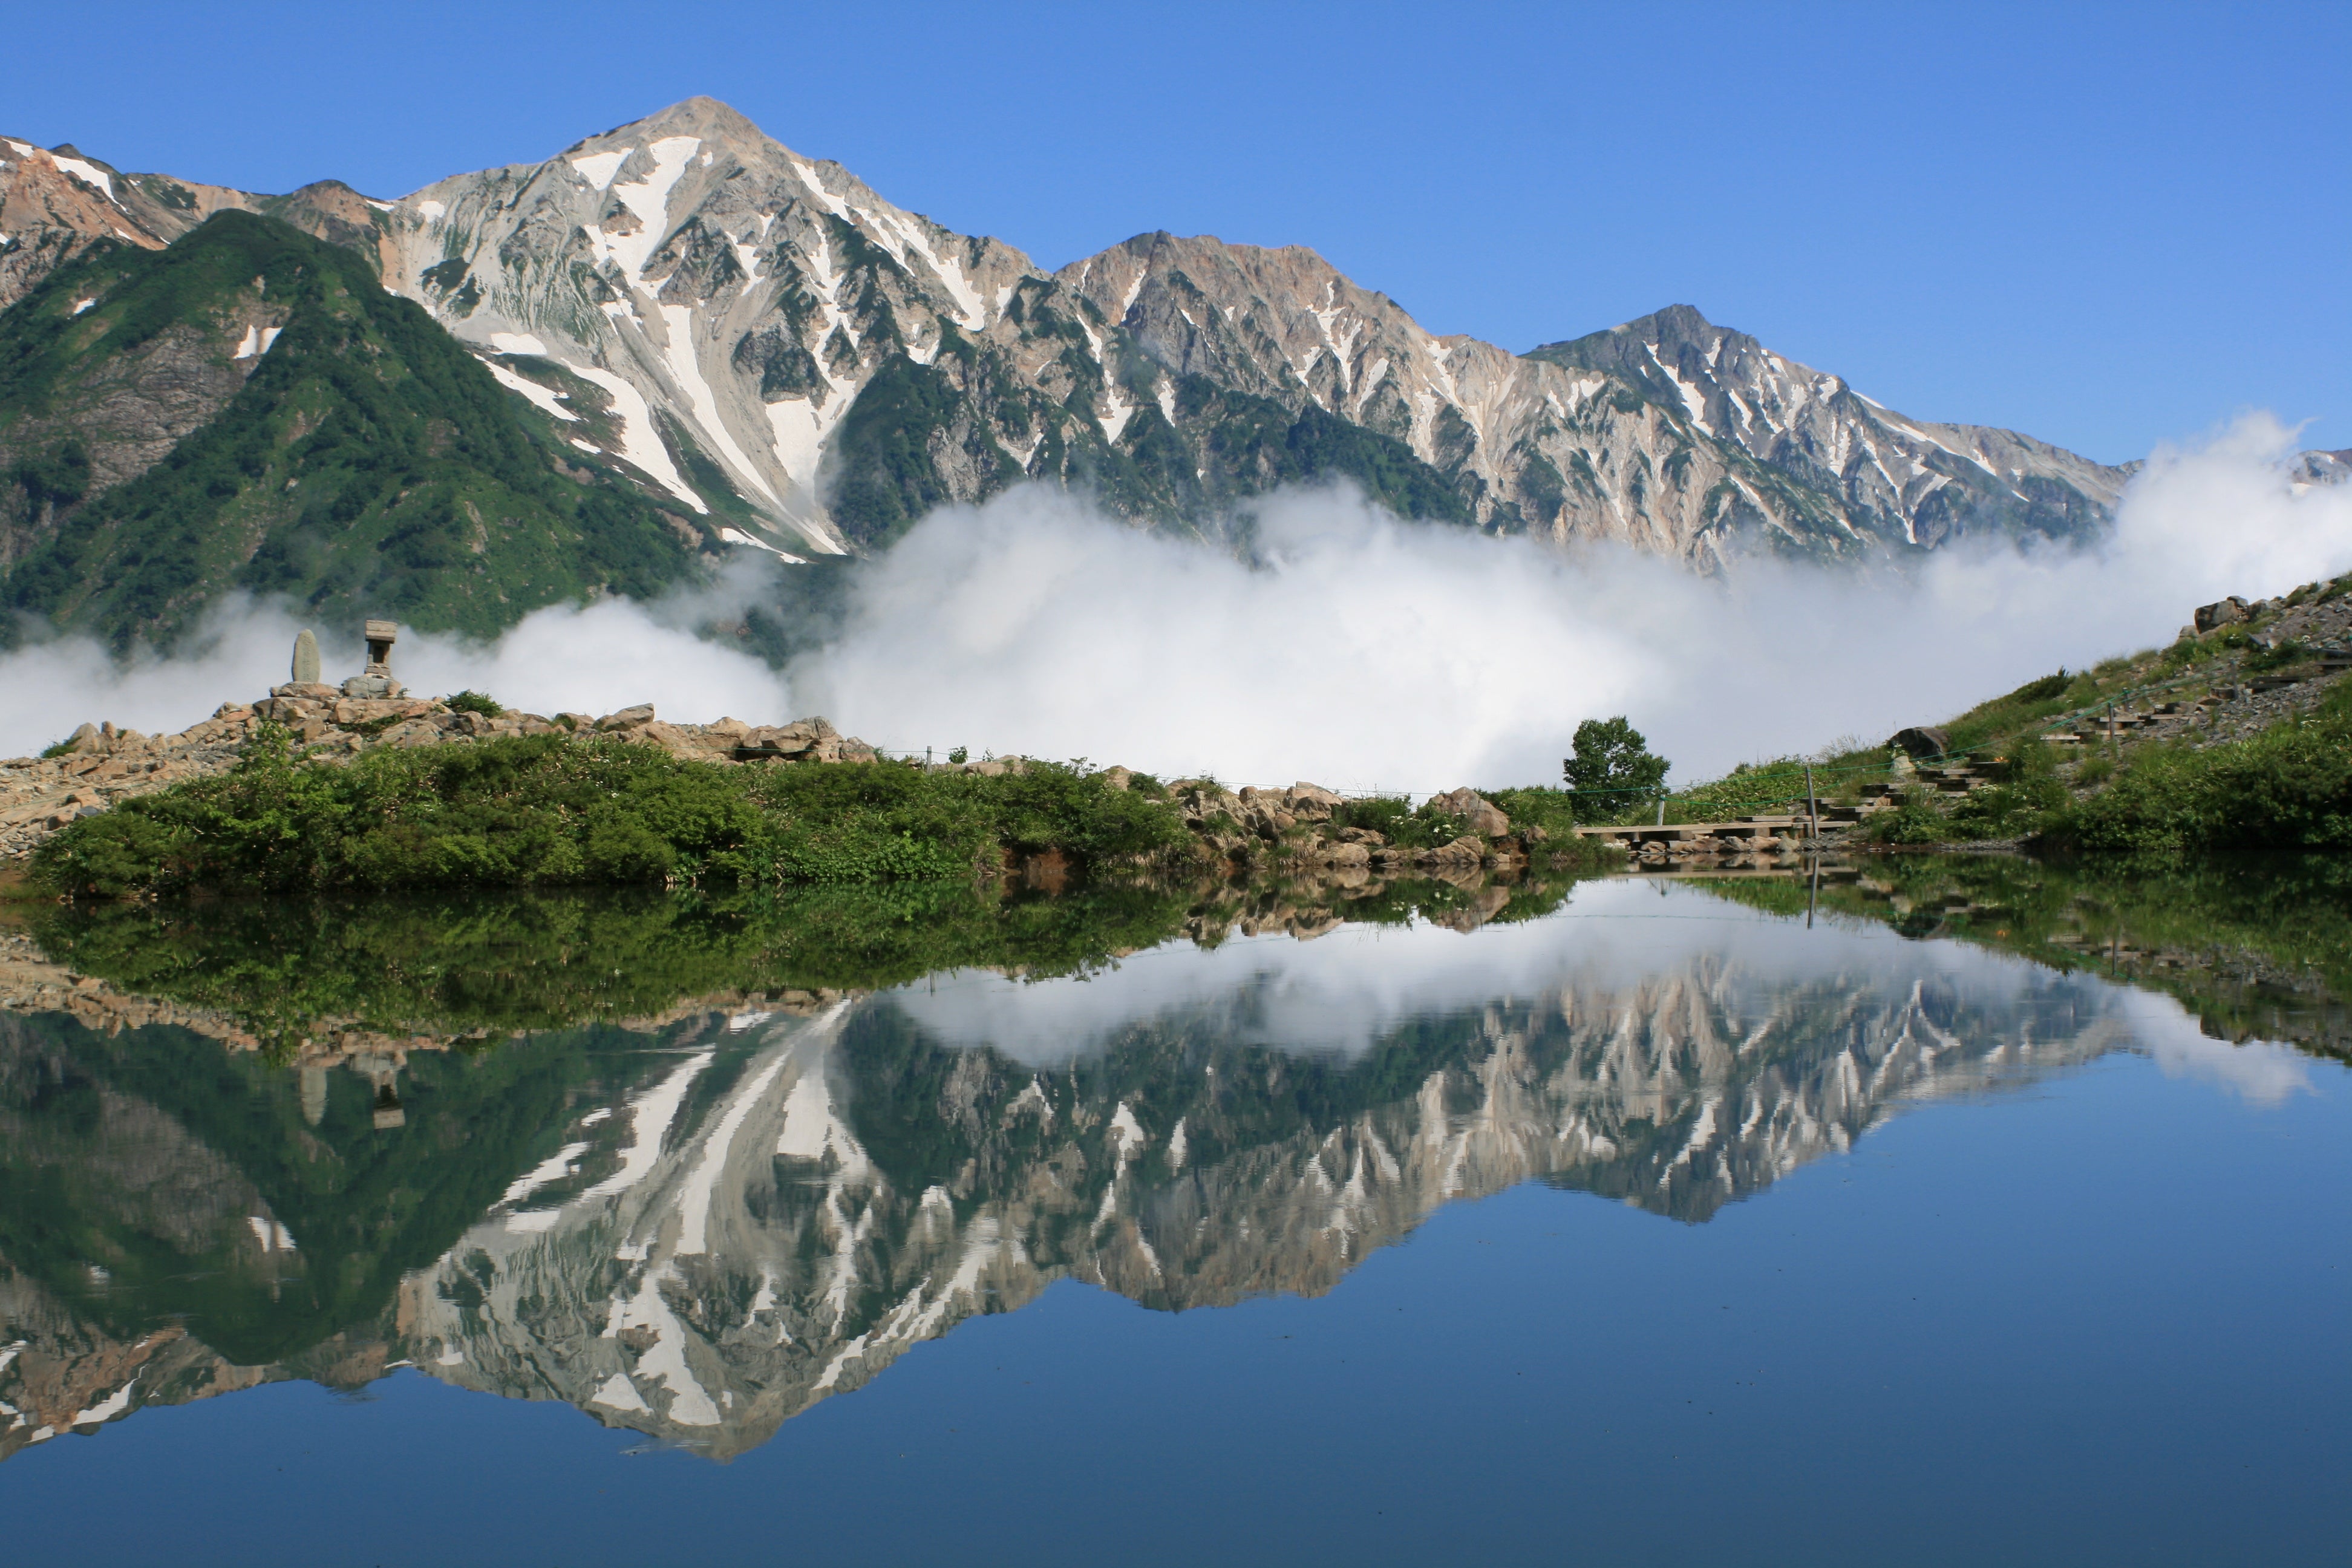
[{"xmin": 0, "ymin": 852, "xmax": 2345, "ymax": 1567}]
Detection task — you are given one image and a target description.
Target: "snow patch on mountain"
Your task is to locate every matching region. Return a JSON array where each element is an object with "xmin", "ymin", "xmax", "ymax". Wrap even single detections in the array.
[
  {"xmin": 48, "ymin": 154, "xmax": 116, "ymax": 202},
  {"xmin": 568, "ymin": 149, "xmax": 629, "ymax": 190},
  {"xmin": 484, "ymin": 359, "xmax": 577, "ymax": 421},
  {"xmin": 566, "ymin": 364, "xmax": 706, "ymax": 514}
]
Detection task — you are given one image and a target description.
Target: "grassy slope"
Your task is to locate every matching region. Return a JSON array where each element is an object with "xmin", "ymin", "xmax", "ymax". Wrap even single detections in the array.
[
  {"xmin": 0, "ymin": 212, "xmax": 703, "ymax": 650},
  {"xmin": 1642, "ymin": 572, "xmax": 2352, "ymax": 851}
]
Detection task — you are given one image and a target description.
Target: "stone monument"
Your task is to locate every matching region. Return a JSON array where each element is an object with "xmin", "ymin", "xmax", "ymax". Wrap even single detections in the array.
[
  {"xmin": 340, "ymin": 618, "xmax": 407, "ymax": 699},
  {"xmin": 290, "ymin": 628, "xmax": 321, "ymax": 685}
]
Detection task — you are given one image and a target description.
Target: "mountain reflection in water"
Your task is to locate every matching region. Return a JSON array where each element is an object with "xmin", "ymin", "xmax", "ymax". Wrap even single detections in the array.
[{"xmin": 0, "ymin": 875, "xmax": 2324, "ymax": 1463}]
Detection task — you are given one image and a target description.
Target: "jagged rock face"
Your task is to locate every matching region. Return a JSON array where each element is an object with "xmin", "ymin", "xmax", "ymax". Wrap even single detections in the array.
[
  {"xmin": 1061, "ymin": 232, "xmax": 1706, "ymax": 550},
  {"xmin": 1063, "ymin": 243, "xmax": 2131, "ymax": 561},
  {"xmin": 0, "ymin": 138, "xmax": 173, "ymax": 310},
  {"xmin": 368, "ymin": 97, "xmax": 1093, "ymax": 555},
  {"xmin": 2295, "ymin": 448, "xmax": 2350, "ymax": 488},
  {"xmin": 1530, "ymin": 305, "xmax": 2131, "ymax": 552},
  {"xmin": 0, "ymin": 1273, "xmax": 284, "ymax": 1463}
]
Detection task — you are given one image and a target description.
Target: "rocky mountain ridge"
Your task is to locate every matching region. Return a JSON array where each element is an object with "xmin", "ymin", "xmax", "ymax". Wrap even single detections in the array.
[
  {"xmin": 2, "ymin": 99, "xmax": 2151, "ymax": 586},
  {"xmin": 0, "ymin": 134, "xmax": 394, "ymax": 307},
  {"xmin": 1529, "ymin": 305, "xmax": 2129, "ymax": 549}
]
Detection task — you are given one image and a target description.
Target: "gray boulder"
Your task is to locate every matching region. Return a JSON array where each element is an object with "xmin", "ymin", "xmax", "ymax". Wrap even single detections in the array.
[
  {"xmin": 2195, "ymin": 597, "xmax": 2250, "ymax": 632},
  {"xmin": 597, "ymin": 704, "xmax": 656, "ymax": 731},
  {"xmin": 1428, "ymin": 786, "xmax": 1511, "ymax": 837},
  {"xmin": 1889, "ymin": 727, "xmax": 1950, "ymax": 760}
]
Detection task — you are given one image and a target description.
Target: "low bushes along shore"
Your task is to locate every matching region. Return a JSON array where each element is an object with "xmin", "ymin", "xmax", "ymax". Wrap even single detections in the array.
[{"xmin": 30, "ymin": 728, "xmax": 1187, "ymax": 898}]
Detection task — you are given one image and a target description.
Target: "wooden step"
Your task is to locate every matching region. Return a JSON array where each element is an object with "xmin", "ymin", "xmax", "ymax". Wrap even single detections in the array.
[{"xmin": 1575, "ymin": 819, "xmax": 1810, "ymax": 841}]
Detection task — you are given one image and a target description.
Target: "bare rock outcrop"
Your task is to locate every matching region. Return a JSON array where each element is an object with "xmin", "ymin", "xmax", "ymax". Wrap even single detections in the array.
[{"xmin": 1427, "ymin": 786, "xmax": 1511, "ymax": 837}]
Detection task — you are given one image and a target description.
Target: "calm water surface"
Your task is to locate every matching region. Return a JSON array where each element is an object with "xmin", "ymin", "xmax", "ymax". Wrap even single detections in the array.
[{"xmin": 1, "ymin": 878, "xmax": 2345, "ymax": 1566}]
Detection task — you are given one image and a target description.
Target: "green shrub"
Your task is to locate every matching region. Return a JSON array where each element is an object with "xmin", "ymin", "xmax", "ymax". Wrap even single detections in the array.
[
  {"xmin": 2007, "ymin": 670, "xmax": 2072, "ymax": 703},
  {"xmin": 1865, "ymin": 788, "xmax": 1953, "ymax": 845},
  {"xmin": 445, "ymin": 689, "xmax": 504, "ymax": 717},
  {"xmin": 1658, "ymin": 756, "xmax": 1842, "ymax": 822},
  {"xmin": 1327, "ymin": 794, "xmax": 1469, "ymax": 849},
  {"xmin": 39, "ymin": 737, "xmax": 77, "ymax": 759},
  {"xmin": 1480, "ymin": 785, "xmax": 1581, "ymax": 841},
  {"xmin": 2040, "ymin": 685, "xmax": 2352, "ymax": 854},
  {"xmin": 2244, "ymin": 639, "xmax": 2311, "ymax": 674},
  {"xmin": 1330, "ymin": 795, "xmax": 1411, "ymax": 837},
  {"xmin": 1945, "ymin": 776, "xmax": 2069, "ymax": 840},
  {"xmin": 30, "ymin": 732, "xmax": 1191, "ymax": 899}
]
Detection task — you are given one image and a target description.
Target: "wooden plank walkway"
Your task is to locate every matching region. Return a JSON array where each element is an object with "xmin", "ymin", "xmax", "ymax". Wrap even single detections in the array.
[{"xmin": 1575, "ymin": 815, "xmax": 1805, "ymax": 843}]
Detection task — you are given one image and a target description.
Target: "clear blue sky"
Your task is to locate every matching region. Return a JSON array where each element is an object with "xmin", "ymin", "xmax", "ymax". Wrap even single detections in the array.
[{"xmin": 10, "ymin": 0, "xmax": 2344, "ymax": 463}]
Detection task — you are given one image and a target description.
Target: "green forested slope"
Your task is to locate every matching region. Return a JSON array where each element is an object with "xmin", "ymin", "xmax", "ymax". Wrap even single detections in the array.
[{"xmin": 0, "ymin": 212, "xmax": 705, "ymax": 650}]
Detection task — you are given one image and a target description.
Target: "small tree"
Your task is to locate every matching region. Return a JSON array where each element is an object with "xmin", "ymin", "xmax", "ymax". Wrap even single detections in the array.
[
  {"xmin": 1564, "ymin": 716, "xmax": 1670, "ymax": 821},
  {"xmin": 445, "ymin": 690, "xmax": 504, "ymax": 717}
]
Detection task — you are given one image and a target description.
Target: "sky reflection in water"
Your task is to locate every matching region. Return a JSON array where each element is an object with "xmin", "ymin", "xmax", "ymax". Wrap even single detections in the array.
[{"xmin": 0, "ymin": 879, "xmax": 2343, "ymax": 1567}]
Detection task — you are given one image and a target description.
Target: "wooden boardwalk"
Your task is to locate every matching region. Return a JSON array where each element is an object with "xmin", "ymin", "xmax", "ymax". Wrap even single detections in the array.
[{"xmin": 1570, "ymin": 760, "xmax": 2004, "ymax": 844}]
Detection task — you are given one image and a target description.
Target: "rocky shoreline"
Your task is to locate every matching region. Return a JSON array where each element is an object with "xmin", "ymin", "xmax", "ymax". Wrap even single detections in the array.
[
  {"xmin": 1158, "ymin": 780, "xmax": 1569, "ymax": 881},
  {"xmin": 0, "ymin": 685, "xmax": 894, "ymax": 867}
]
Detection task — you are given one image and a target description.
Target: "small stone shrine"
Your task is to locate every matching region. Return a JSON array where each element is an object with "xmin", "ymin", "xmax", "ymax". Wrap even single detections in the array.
[{"xmin": 340, "ymin": 619, "xmax": 406, "ymax": 699}]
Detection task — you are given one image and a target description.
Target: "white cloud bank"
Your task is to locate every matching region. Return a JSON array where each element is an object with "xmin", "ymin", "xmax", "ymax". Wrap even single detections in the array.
[
  {"xmin": 0, "ymin": 575, "xmax": 795, "ymax": 756},
  {"xmin": 794, "ymin": 411, "xmax": 2352, "ymax": 786},
  {"xmin": 2, "ymin": 413, "xmax": 2347, "ymax": 784}
]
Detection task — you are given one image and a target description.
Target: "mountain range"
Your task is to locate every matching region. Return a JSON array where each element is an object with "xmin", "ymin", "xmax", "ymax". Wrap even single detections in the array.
[{"xmin": 0, "ymin": 97, "xmax": 2215, "ymax": 647}]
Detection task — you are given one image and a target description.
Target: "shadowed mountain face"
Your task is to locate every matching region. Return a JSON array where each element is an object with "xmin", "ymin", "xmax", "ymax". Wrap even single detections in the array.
[
  {"xmin": 2, "ymin": 99, "xmax": 2135, "ymax": 626},
  {"xmin": 1, "ymin": 881, "xmax": 2230, "ymax": 1463},
  {"xmin": 0, "ymin": 214, "xmax": 701, "ymax": 647}
]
